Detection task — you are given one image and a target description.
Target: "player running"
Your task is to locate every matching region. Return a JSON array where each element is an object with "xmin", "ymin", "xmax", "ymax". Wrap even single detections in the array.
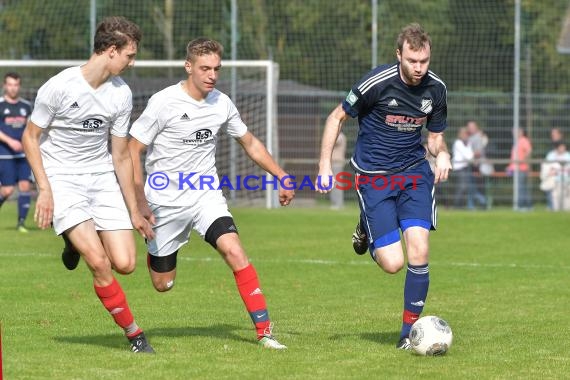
[
  {"xmin": 129, "ymin": 37, "xmax": 294, "ymax": 350},
  {"xmin": 317, "ymin": 23, "xmax": 451, "ymax": 350},
  {"xmin": 0, "ymin": 72, "xmax": 33, "ymax": 232},
  {"xmin": 22, "ymin": 16, "xmax": 155, "ymax": 353}
]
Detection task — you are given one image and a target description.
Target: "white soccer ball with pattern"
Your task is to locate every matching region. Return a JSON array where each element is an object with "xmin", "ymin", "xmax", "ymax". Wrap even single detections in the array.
[{"xmin": 409, "ymin": 316, "xmax": 453, "ymax": 356}]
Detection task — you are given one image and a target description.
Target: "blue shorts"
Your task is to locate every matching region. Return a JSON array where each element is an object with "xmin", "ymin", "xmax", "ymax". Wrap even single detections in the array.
[
  {"xmin": 0, "ymin": 158, "xmax": 31, "ymax": 186},
  {"xmin": 355, "ymin": 160, "xmax": 436, "ymax": 251}
]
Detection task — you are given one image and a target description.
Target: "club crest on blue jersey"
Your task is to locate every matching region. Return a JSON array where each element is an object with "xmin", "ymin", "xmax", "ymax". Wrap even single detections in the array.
[{"xmin": 420, "ymin": 99, "xmax": 432, "ymax": 114}]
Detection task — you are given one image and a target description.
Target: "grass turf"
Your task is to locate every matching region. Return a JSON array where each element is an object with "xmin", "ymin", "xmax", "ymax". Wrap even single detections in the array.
[{"xmin": 1, "ymin": 202, "xmax": 569, "ymax": 379}]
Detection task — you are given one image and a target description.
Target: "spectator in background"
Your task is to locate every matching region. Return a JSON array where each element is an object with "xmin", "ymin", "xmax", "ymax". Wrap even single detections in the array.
[
  {"xmin": 330, "ymin": 131, "xmax": 347, "ymax": 210},
  {"xmin": 542, "ymin": 131, "xmax": 563, "ymax": 209},
  {"xmin": 507, "ymin": 129, "xmax": 533, "ymax": 210},
  {"xmin": 452, "ymin": 127, "xmax": 474, "ymax": 208},
  {"xmin": 541, "ymin": 141, "xmax": 570, "ymax": 211},
  {"xmin": 0, "ymin": 72, "xmax": 33, "ymax": 232},
  {"xmin": 550, "ymin": 127, "xmax": 564, "ymax": 148},
  {"xmin": 466, "ymin": 120, "xmax": 488, "ymax": 208}
]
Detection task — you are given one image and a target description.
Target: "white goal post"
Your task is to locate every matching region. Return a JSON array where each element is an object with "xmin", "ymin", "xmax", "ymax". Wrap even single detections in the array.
[{"xmin": 0, "ymin": 59, "xmax": 280, "ymax": 208}]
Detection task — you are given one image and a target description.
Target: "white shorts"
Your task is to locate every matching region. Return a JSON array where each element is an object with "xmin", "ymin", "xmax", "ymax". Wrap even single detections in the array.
[
  {"xmin": 147, "ymin": 190, "xmax": 232, "ymax": 257},
  {"xmin": 50, "ymin": 172, "xmax": 132, "ymax": 235}
]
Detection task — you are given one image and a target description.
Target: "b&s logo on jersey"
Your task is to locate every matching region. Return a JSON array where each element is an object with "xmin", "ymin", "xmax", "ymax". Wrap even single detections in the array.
[
  {"xmin": 420, "ymin": 99, "xmax": 433, "ymax": 114},
  {"xmin": 182, "ymin": 129, "xmax": 213, "ymax": 145},
  {"xmin": 82, "ymin": 118, "xmax": 103, "ymax": 129}
]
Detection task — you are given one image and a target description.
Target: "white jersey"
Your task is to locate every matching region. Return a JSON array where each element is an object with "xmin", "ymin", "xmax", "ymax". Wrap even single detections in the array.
[
  {"xmin": 130, "ymin": 82, "xmax": 248, "ymax": 206},
  {"xmin": 30, "ymin": 66, "xmax": 132, "ymax": 175}
]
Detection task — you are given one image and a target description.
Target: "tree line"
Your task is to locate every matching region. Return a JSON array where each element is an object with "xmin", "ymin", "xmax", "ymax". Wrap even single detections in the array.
[{"xmin": 0, "ymin": 0, "xmax": 568, "ymax": 93}]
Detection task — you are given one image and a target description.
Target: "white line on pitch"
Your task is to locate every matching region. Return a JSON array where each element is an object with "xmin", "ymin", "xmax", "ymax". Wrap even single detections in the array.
[
  {"xmin": 178, "ymin": 256, "xmax": 570, "ymax": 270},
  {"xmin": 1, "ymin": 252, "xmax": 569, "ymax": 270}
]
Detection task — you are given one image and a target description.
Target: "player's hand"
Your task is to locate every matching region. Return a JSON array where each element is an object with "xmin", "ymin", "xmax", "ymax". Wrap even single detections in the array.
[
  {"xmin": 434, "ymin": 152, "xmax": 452, "ymax": 184},
  {"xmin": 130, "ymin": 210, "xmax": 155, "ymax": 241},
  {"xmin": 7, "ymin": 139, "xmax": 23, "ymax": 152},
  {"xmin": 34, "ymin": 189, "xmax": 54, "ymax": 230},
  {"xmin": 316, "ymin": 166, "xmax": 334, "ymax": 194},
  {"xmin": 278, "ymin": 175, "xmax": 295, "ymax": 206},
  {"xmin": 138, "ymin": 201, "xmax": 156, "ymax": 226}
]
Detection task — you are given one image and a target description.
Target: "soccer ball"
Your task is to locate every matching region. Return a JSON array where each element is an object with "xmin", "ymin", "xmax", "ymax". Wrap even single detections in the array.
[{"xmin": 409, "ymin": 316, "xmax": 453, "ymax": 356}]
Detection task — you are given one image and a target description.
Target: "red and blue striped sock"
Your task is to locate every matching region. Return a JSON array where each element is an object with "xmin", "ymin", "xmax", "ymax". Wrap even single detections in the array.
[
  {"xmin": 233, "ymin": 264, "xmax": 271, "ymax": 338},
  {"xmin": 400, "ymin": 263, "xmax": 429, "ymax": 339}
]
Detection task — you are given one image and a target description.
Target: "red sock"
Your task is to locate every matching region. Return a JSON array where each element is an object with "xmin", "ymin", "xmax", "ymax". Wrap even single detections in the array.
[
  {"xmin": 233, "ymin": 264, "xmax": 270, "ymax": 338},
  {"xmin": 94, "ymin": 278, "xmax": 142, "ymax": 338}
]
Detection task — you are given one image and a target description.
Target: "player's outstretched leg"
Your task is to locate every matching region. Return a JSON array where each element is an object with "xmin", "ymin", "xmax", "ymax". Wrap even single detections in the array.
[
  {"xmin": 352, "ymin": 221, "xmax": 368, "ymax": 255},
  {"xmin": 233, "ymin": 264, "xmax": 287, "ymax": 350},
  {"xmin": 210, "ymin": 218, "xmax": 287, "ymax": 349},
  {"xmin": 61, "ymin": 232, "xmax": 81, "ymax": 270},
  {"xmin": 397, "ymin": 263, "xmax": 429, "ymax": 350},
  {"xmin": 94, "ymin": 277, "xmax": 155, "ymax": 353}
]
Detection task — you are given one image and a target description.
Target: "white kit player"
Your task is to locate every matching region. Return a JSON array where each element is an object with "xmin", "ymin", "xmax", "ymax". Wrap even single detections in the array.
[
  {"xmin": 128, "ymin": 37, "xmax": 295, "ymax": 349},
  {"xmin": 22, "ymin": 16, "xmax": 155, "ymax": 353}
]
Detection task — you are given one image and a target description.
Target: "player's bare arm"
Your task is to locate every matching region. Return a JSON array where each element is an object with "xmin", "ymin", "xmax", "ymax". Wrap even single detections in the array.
[
  {"xmin": 128, "ymin": 137, "xmax": 155, "ymax": 224},
  {"xmin": 0, "ymin": 130, "xmax": 23, "ymax": 152},
  {"xmin": 22, "ymin": 121, "xmax": 53, "ymax": 229},
  {"xmin": 237, "ymin": 131, "xmax": 295, "ymax": 206},
  {"xmin": 317, "ymin": 103, "xmax": 348, "ymax": 193},
  {"xmin": 111, "ymin": 135, "xmax": 155, "ymax": 240},
  {"xmin": 426, "ymin": 131, "xmax": 452, "ymax": 184}
]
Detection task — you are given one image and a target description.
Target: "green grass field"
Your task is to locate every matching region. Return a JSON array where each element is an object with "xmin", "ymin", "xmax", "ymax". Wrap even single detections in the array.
[{"xmin": 1, "ymin": 202, "xmax": 569, "ymax": 379}]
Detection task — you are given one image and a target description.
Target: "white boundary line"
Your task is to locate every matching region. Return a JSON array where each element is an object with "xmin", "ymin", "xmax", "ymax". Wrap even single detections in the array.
[{"xmin": 1, "ymin": 252, "xmax": 569, "ymax": 270}]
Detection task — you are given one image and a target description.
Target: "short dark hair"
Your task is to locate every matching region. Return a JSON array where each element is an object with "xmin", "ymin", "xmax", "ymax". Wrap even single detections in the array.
[
  {"xmin": 4, "ymin": 72, "xmax": 21, "ymax": 83},
  {"xmin": 397, "ymin": 23, "xmax": 431, "ymax": 52},
  {"xmin": 185, "ymin": 37, "xmax": 224, "ymax": 62},
  {"xmin": 93, "ymin": 16, "xmax": 141, "ymax": 54}
]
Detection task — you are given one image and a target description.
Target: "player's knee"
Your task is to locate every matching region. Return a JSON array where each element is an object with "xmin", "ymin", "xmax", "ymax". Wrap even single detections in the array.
[
  {"xmin": 380, "ymin": 261, "xmax": 404, "ymax": 274},
  {"xmin": 221, "ymin": 245, "xmax": 248, "ymax": 269},
  {"xmin": 86, "ymin": 255, "xmax": 113, "ymax": 275},
  {"xmin": 406, "ymin": 243, "xmax": 429, "ymax": 263},
  {"xmin": 113, "ymin": 259, "xmax": 136, "ymax": 275},
  {"xmin": 374, "ymin": 250, "xmax": 404, "ymax": 274},
  {"xmin": 1, "ymin": 187, "xmax": 15, "ymax": 198},
  {"xmin": 148, "ymin": 252, "xmax": 177, "ymax": 292},
  {"xmin": 153, "ymin": 278, "xmax": 175, "ymax": 292},
  {"xmin": 222, "ymin": 244, "xmax": 245, "ymax": 261},
  {"xmin": 18, "ymin": 182, "xmax": 31, "ymax": 192}
]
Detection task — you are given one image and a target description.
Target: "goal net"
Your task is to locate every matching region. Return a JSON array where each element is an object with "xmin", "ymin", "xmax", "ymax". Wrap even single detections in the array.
[{"xmin": 0, "ymin": 59, "xmax": 280, "ymax": 208}]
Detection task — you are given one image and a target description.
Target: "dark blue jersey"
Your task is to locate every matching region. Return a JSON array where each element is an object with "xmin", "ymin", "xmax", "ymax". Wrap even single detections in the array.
[
  {"xmin": 0, "ymin": 97, "xmax": 32, "ymax": 158},
  {"xmin": 342, "ymin": 63, "xmax": 447, "ymax": 173}
]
